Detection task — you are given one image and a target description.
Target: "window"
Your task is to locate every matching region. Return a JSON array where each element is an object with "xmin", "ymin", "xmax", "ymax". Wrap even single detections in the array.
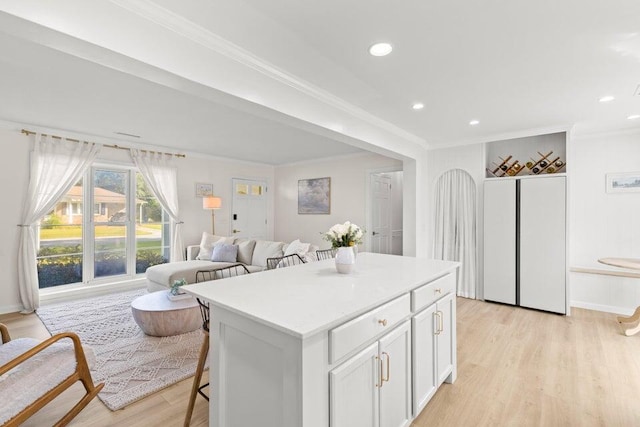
[{"xmin": 36, "ymin": 165, "xmax": 170, "ymax": 289}]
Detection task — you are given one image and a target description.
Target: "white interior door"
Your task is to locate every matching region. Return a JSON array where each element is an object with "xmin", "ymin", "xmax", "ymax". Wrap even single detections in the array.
[
  {"xmin": 231, "ymin": 178, "xmax": 267, "ymax": 239},
  {"xmin": 371, "ymin": 174, "xmax": 391, "ymax": 254}
]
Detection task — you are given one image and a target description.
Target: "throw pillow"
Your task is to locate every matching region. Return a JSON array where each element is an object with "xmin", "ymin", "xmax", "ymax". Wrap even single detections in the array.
[
  {"xmin": 196, "ymin": 232, "xmax": 235, "ymax": 260},
  {"xmin": 211, "ymin": 244, "xmax": 239, "ymax": 263},
  {"xmin": 235, "ymin": 239, "xmax": 257, "ymax": 265},
  {"xmin": 252, "ymin": 240, "xmax": 285, "ymax": 268},
  {"xmin": 283, "ymin": 239, "xmax": 310, "ymax": 257}
]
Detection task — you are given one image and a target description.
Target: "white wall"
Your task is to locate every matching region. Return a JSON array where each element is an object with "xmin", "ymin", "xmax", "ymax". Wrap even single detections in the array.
[
  {"xmin": 569, "ymin": 130, "xmax": 640, "ymax": 314},
  {"xmin": 0, "ymin": 130, "xmax": 30, "ymax": 313},
  {"xmin": 389, "ymin": 171, "xmax": 403, "ymax": 255},
  {"xmin": 0, "ymin": 128, "xmax": 274, "ymax": 313},
  {"xmin": 273, "ymin": 153, "xmax": 403, "ymax": 249},
  {"xmin": 174, "ymin": 156, "xmax": 274, "ymax": 246}
]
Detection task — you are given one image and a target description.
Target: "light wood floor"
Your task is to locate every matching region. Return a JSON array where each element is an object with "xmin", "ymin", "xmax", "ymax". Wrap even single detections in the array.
[{"xmin": 2, "ymin": 298, "xmax": 640, "ymax": 426}]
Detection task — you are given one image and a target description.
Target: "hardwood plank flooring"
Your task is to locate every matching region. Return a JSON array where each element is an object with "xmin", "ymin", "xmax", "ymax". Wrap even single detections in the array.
[{"xmin": 2, "ymin": 297, "xmax": 640, "ymax": 426}]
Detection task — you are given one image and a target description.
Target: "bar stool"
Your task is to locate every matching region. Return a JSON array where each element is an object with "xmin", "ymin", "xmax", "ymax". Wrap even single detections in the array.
[
  {"xmin": 184, "ymin": 263, "xmax": 250, "ymax": 426},
  {"xmin": 316, "ymin": 248, "xmax": 337, "ymax": 260},
  {"xmin": 266, "ymin": 253, "xmax": 307, "ymax": 270}
]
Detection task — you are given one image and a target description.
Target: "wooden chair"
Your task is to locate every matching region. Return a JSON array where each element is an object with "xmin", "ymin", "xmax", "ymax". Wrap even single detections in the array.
[
  {"xmin": 0, "ymin": 323, "xmax": 103, "ymax": 427},
  {"xmin": 316, "ymin": 248, "xmax": 337, "ymax": 260},
  {"xmin": 266, "ymin": 253, "xmax": 307, "ymax": 270},
  {"xmin": 185, "ymin": 263, "xmax": 251, "ymax": 426}
]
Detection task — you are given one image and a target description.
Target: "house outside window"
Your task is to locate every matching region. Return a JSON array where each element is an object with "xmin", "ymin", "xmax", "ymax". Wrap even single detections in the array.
[{"xmin": 36, "ymin": 165, "xmax": 170, "ymax": 288}]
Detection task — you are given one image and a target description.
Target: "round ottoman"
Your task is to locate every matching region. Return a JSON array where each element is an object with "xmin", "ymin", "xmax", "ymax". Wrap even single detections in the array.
[{"xmin": 131, "ymin": 291, "xmax": 201, "ymax": 337}]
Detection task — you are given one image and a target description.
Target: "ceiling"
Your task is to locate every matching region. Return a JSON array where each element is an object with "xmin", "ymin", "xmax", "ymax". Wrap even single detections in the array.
[{"xmin": 0, "ymin": 0, "xmax": 639, "ymax": 163}]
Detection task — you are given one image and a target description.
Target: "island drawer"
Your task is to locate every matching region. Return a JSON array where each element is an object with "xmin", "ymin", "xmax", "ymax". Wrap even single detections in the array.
[
  {"xmin": 329, "ymin": 293, "xmax": 410, "ymax": 363},
  {"xmin": 411, "ymin": 273, "xmax": 455, "ymax": 312}
]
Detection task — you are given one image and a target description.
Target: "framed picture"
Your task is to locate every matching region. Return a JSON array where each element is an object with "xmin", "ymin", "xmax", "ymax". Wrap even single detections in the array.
[
  {"xmin": 606, "ymin": 172, "xmax": 640, "ymax": 193},
  {"xmin": 298, "ymin": 177, "xmax": 331, "ymax": 214},
  {"xmin": 195, "ymin": 183, "xmax": 213, "ymax": 197}
]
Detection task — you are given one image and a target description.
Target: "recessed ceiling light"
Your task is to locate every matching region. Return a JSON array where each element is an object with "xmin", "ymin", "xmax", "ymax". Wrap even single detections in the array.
[
  {"xmin": 469, "ymin": 120, "xmax": 480, "ymax": 126},
  {"xmin": 599, "ymin": 95, "xmax": 615, "ymax": 103},
  {"xmin": 369, "ymin": 42, "xmax": 393, "ymax": 57},
  {"xmin": 628, "ymin": 114, "xmax": 640, "ymax": 120},
  {"xmin": 412, "ymin": 103, "xmax": 424, "ymax": 110}
]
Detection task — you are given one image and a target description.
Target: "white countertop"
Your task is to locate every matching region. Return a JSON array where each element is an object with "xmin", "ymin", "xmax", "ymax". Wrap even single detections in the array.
[{"xmin": 182, "ymin": 253, "xmax": 459, "ymax": 339}]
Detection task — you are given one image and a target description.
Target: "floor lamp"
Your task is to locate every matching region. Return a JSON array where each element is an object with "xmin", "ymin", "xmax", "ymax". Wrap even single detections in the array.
[{"xmin": 203, "ymin": 196, "xmax": 222, "ymax": 235}]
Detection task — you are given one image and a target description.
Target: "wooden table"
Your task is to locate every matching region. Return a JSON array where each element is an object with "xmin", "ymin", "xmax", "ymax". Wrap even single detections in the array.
[
  {"xmin": 598, "ymin": 257, "xmax": 640, "ymax": 336},
  {"xmin": 131, "ymin": 290, "xmax": 201, "ymax": 337}
]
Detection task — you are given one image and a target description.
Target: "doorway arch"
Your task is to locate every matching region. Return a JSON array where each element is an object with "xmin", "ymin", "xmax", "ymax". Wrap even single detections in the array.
[{"xmin": 433, "ymin": 169, "xmax": 477, "ymax": 299}]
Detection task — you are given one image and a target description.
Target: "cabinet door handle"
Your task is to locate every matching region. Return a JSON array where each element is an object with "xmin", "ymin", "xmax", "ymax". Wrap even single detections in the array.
[
  {"xmin": 434, "ymin": 312, "xmax": 441, "ymax": 335},
  {"xmin": 378, "ymin": 319, "xmax": 388, "ymax": 327},
  {"xmin": 375, "ymin": 355, "xmax": 383, "ymax": 388},
  {"xmin": 437, "ymin": 310, "xmax": 444, "ymax": 333},
  {"xmin": 382, "ymin": 352, "xmax": 390, "ymax": 383}
]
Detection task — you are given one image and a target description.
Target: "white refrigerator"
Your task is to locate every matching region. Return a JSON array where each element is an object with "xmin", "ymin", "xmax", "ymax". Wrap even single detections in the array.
[{"xmin": 483, "ymin": 176, "xmax": 566, "ymax": 314}]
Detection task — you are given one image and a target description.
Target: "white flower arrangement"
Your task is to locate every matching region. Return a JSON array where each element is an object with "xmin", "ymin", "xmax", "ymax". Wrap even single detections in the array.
[{"xmin": 322, "ymin": 221, "xmax": 364, "ymax": 248}]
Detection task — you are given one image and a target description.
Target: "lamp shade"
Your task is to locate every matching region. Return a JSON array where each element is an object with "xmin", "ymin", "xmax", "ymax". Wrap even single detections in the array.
[{"xmin": 203, "ymin": 196, "xmax": 222, "ymax": 210}]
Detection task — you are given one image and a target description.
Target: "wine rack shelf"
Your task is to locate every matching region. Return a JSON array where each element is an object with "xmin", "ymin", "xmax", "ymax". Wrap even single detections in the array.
[
  {"xmin": 486, "ymin": 150, "xmax": 566, "ymax": 177},
  {"xmin": 485, "ymin": 132, "xmax": 567, "ymax": 179}
]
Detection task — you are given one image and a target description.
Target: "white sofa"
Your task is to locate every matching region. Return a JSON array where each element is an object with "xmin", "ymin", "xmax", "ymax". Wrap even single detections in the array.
[{"xmin": 146, "ymin": 233, "xmax": 318, "ymax": 292}]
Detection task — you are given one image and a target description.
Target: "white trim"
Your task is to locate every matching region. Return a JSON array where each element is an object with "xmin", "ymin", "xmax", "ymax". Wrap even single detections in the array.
[
  {"xmin": 0, "ymin": 119, "xmax": 278, "ymax": 167},
  {"xmin": 570, "ymin": 126, "xmax": 640, "ymax": 141},
  {"xmin": 280, "ymin": 152, "xmax": 374, "ymax": 168},
  {"xmin": 570, "ymin": 300, "xmax": 633, "ymax": 316},
  {"xmin": 109, "ymin": 0, "xmax": 426, "ymax": 148},
  {"xmin": 0, "ymin": 304, "xmax": 24, "ymax": 315},
  {"xmin": 427, "ymin": 124, "xmax": 573, "ymax": 150},
  {"xmin": 39, "ymin": 278, "xmax": 147, "ymax": 306}
]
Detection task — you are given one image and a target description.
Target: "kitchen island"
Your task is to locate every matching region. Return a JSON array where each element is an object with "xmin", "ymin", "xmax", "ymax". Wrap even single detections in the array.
[{"xmin": 183, "ymin": 252, "xmax": 459, "ymax": 427}]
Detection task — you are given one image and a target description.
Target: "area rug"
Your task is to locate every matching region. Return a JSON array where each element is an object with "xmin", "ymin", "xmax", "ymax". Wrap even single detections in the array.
[{"xmin": 36, "ymin": 288, "xmax": 204, "ymax": 411}]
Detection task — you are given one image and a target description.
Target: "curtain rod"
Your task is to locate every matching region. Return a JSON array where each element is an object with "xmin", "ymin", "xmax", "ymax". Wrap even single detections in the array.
[{"xmin": 21, "ymin": 129, "xmax": 186, "ymax": 158}]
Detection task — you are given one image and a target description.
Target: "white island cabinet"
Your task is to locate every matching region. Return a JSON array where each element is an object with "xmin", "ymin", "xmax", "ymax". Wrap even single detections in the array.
[{"xmin": 183, "ymin": 253, "xmax": 459, "ymax": 427}]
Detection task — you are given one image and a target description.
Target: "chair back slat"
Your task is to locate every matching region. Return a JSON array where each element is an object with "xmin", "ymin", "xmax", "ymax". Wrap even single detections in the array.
[
  {"xmin": 316, "ymin": 248, "xmax": 337, "ymax": 261},
  {"xmin": 195, "ymin": 263, "xmax": 251, "ymax": 331},
  {"xmin": 266, "ymin": 253, "xmax": 306, "ymax": 270}
]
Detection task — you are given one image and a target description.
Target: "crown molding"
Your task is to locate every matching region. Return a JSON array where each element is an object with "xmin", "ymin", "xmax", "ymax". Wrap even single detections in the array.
[
  {"xmin": 109, "ymin": 0, "xmax": 427, "ymax": 149},
  {"xmin": 570, "ymin": 125, "xmax": 640, "ymax": 141},
  {"xmin": 0, "ymin": 118, "xmax": 277, "ymax": 167},
  {"xmin": 427, "ymin": 123, "xmax": 573, "ymax": 150}
]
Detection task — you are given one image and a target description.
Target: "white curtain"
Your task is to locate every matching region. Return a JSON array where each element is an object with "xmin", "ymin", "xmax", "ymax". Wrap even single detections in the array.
[
  {"xmin": 130, "ymin": 149, "xmax": 184, "ymax": 262},
  {"xmin": 18, "ymin": 134, "xmax": 100, "ymax": 312},
  {"xmin": 433, "ymin": 169, "xmax": 477, "ymax": 299}
]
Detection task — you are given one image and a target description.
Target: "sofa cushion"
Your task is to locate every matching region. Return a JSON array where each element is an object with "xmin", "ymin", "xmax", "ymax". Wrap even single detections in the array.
[
  {"xmin": 283, "ymin": 239, "xmax": 310, "ymax": 257},
  {"xmin": 305, "ymin": 244, "xmax": 320, "ymax": 262},
  {"xmin": 196, "ymin": 232, "xmax": 236, "ymax": 260},
  {"xmin": 146, "ymin": 260, "xmax": 230, "ymax": 286},
  {"xmin": 245, "ymin": 264, "xmax": 266, "ymax": 273},
  {"xmin": 211, "ymin": 244, "xmax": 238, "ymax": 263},
  {"xmin": 235, "ymin": 239, "xmax": 257, "ymax": 265},
  {"xmin": 251, "ymin": 240, "xmax": 285, "ymax": 268}
]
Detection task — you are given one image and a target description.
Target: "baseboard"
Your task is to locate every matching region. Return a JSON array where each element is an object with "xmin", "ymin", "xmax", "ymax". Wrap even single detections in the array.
[
  {"xmin": 40, "ymin": 279, "xmax": 148, "ymax": 306},
  {"xmin": 570, "ymin": 300, "xmax": 634, "ymax": 316},
  {"xmin": 0, "ymin": 303, "xmax": 24, "ymax": 315}
]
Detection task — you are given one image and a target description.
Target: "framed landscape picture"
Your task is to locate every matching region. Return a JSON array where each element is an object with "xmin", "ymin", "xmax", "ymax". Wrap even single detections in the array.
[
  {"xmin": 195, "ymin": 182, "xmax": 213, "ymax": 197},
  {"xmin": 298, "ymin": 177, "xmax": 331, "ymax": 214},
  {"xmin": 606, "ymin": 172, "xmax": 640, "ymax": 193}
]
